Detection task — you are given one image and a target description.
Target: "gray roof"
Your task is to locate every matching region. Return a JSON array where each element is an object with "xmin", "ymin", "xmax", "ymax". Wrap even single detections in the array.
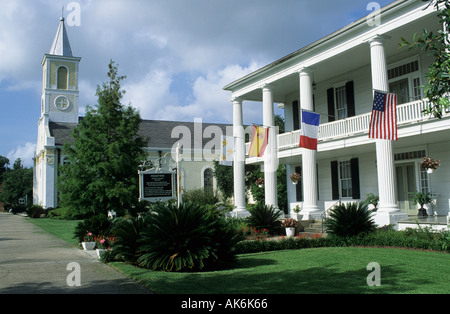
[
  {"xmin": 49, "ymin": 119, "xmax": 234, "ymax": 149},
  {"xmin": 49, "ymin": 17, "xmax": 73, "ymax": 57}
]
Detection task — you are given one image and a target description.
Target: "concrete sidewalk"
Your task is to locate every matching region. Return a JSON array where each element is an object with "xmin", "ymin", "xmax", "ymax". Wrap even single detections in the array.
[{"xmin": 0, "ymin": 212, "xmax": 152, "ymax": 294}]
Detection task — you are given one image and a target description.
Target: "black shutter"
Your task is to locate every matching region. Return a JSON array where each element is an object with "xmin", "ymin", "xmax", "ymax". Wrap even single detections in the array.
[
  {"xmin": 346, "ymin": 81, "xmax": 355, "ymax": 117},
  {"xmin": 351, "ymin": 158, "xmax": 360, "ymax": 200},
  {"xmin": 293, "ymin": 100, "xmax": 300, "ymax": 130},
  {"xmin": 295, "ymin": 166, "xmax": 303, "ymax": 202},
  {"xmin": 327, "ymin": 88, "xmax": 335, "ymax": 122},
  {"xmin": 331, "ymin": 161, "xmax": 339, "ymax": 200}
]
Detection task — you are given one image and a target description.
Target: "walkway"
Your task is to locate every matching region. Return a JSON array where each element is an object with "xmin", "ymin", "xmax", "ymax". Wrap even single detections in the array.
[{"xmin": 0, "ymin": 212, "xmax": 152, "ymax": 294}]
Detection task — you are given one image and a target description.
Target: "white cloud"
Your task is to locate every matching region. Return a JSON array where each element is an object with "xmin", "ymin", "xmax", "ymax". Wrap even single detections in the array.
[
  {"xmin": 7, "ymin": 142, "xmax": 36, "ymax": 168},
  {"xmin": 123, "ymin": 69, "xmax": 179, "ymax": 120}
]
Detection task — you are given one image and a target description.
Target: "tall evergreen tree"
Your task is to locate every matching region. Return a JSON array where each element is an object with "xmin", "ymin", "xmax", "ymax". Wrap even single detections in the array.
[
  {"xmin": 0, "ymin": 158, "xmax": 32, "ymax": 206},
  {"xmin": 59, "ymin": 61, "xmax": 147, "ymax": 218}
]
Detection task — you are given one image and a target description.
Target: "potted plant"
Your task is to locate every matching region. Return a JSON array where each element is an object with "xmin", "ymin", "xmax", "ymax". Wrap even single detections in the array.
[
  {"xmin": 291, "ymin": 205, "xmax": 302, "ymax": 219},
  {"xmin": 289, "ymin": 173, "xmax": 302, "ymax": 185},
  {"xmin": 82, "ymin": 231, "xmax": 96, "ymax": 250},
  {"xmin": 409, "ymin": 191, "xmax": 432, "ymax": 217},
  {"xmin": 95, "ymin": 235, "xmax": 115, "ymax": 259},
  {"xmin": 364, "ymin": 193, "xmax": 379, "ymax": 212},
  {"xmin": 281, "ymin": 218, "xmax": 298, "ymax": 237},
  {"xmin": 420, "ymin": 157, "xmax": 441, "ymax": 174}
]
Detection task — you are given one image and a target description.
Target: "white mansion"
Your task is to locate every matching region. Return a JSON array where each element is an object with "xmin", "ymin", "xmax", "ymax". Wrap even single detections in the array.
[{"xmin": 224, "ymin": 0, "xmax": 450, "ymax": 228}]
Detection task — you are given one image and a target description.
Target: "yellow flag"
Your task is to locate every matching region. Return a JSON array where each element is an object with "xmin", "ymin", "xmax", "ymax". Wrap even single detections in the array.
[{"xmin": 248, "ymin": 126, "xmax": 269, "ymax": 157}]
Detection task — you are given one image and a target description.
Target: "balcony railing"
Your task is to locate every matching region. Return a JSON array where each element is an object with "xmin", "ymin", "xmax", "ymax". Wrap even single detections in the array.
[{"xmin": 246, "ymin": 98, "xmax": 447, "ymax": 153}]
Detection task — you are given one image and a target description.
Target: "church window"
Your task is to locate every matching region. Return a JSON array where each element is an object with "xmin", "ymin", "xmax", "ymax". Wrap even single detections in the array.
[
  {"xmin": 57, "ymin": 66, "xmax": 68, "ymax": 90},
  {"xmin": 203, "ymin": 168, "xmax": 214, "ymax": 193}
]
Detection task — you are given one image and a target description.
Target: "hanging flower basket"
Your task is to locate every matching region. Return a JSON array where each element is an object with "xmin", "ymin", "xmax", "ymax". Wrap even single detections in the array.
[
  {"xmin": 420, "ymin": 157, "xmax": 440, "ymax": 173},
  {"xmin": 255, "ymin": 178, "xmax": 264, "ymax": 188},
  {"xmin": 289, "ymin": 173, "xmax": 301, "ymax": 185}
]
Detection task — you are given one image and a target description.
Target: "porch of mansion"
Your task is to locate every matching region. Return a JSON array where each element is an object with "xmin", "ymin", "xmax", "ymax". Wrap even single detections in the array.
[{"xmin": 224, "ymin": 0, "xmax": 450, "ymax": 229}]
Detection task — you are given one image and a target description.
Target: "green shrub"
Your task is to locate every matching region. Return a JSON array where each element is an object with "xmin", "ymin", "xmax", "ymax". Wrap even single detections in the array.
[
  {"xmin": 10, "ymin": 205, "xmax": 27, "ymax": 214},
  {"xmin": 47, "ymin": 207, "xmax": 82, "ymax": 220},
  {"xmin": 246, "ymin": 203, "xmax": 283, "ymax": 235},
  {"xmin": 324, "ymin": 202, "xmax": 376, "ymax": 237},
  {"xmin": 74, "ymin": 214, "xmax": 113, "ymax": 243},
  {"xmin": 110, "ymin": 216, "xmax": 146, "ymax": 264},
  {"xmin": 182, "ymin": 188, "xmax": 220, "ymax": 206},
  {"xmin": 137, "ymin": 202, "xmax": 241, "ymax": 272},
  {"xmin": 26, "ymin": 204, "xmax": 46, "ymax": 218}
]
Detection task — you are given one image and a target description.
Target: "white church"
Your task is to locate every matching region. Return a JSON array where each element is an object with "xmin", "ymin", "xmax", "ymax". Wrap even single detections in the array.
[
  {"xmin": 33, "ymin": 17, "xmax": 231, "ymax": 209},
  {"xmin": 224, "ymin": 0, "xmax": 450, "ymax": 228}
]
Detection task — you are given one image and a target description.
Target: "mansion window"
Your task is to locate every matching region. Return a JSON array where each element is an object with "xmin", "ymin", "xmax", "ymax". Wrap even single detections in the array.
[
  {"xmin": 388, "ymin": 60, "xmax": 421, "ymax": 105},
  {"xmin": 335, "ymin": 85, "xmax": 348, "ymax": 120},
  {"xmin": 327, "ymin": 81, "xmax": 355, "ymax": 122},
  {"xmin": 339, "ymin": 161, "xmax": 352, "ymax": 198},
  {"xmin": 331, "ymin": 158, "xmax": 360, "ymax": 200}
]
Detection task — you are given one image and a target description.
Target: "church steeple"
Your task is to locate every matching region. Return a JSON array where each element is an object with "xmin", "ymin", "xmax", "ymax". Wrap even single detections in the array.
[
  {"xmin": 40, "ymin": 16, "xmax": 81, "ymax": 123},
  {"xmin": 49, "ymin": 17, "xmax": 73, "ymax": 57}
]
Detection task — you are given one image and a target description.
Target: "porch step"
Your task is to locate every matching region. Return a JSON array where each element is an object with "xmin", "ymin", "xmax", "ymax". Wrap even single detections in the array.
[{"xmin": 301, "ymin": 220, "xmax": 327, "ymax": 235}]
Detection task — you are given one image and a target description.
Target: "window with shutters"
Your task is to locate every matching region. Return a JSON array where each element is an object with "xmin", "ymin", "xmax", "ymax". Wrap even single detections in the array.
[
  {"xmin": 327, "ymin": 81, "xmax": 355, "ymax": 122},
  {"xmin": 331, "ymin": 158, "xmax": 360, "ymax": 200}
]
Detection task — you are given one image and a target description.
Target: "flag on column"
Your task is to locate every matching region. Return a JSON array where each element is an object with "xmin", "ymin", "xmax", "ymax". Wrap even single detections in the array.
[
  {"xmin": 248, "ymin": 125, "xmax": 269, "ymax": 157},
  {"xmin": 299, "ymin": 110, "xmax": 320, "ymax": 150},
  {"xmin": 219, "ymin": 135, "xmax": 235, "ymax": 166},
  {"xmin": 369, "ymin": 90, "xmax": 398, "ymax": 141}
]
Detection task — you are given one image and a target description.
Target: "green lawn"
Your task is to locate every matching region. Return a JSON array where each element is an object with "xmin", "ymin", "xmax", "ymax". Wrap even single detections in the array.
[
  {"xmin": 28, "ymin": 218, "xmax": 81, "ymax": 246},
  {"xmin": 110, "ymin": 247, "xmax": 450, "ymax": 294},
  {"xmin": 29, "ymin": 217, "xmax": 450, "ymax": 294}
]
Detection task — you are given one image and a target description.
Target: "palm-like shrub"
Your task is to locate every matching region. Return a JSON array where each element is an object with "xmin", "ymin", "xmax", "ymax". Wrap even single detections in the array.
[
  {"xmin": 110, "ymin": 216, "xmax": 146, "ymax": 264},
  {"xmin": 74, "ymin": 214, "xmax": 112, "ymax": 243},
  {"xmin": 324, "ymin": 202, "xmax": 376, "ymax": 237},
  {"xmin": 137, "ymin": 202, "xmax": 240, "ymax": 272},
  {"xmin": 246, "ymin": 203, "xmax": 283, "ymax": 235}
]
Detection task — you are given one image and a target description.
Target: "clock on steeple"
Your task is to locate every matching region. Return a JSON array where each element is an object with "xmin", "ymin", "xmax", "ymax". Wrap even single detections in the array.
[{"xmin": 41, "ymin": 16, "xmax": 81, "ymax": 123}]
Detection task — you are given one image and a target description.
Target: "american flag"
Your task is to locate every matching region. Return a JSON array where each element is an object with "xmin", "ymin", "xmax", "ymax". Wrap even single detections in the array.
[{"xmin": 369, "ymin": 90, "xmax": 398, "ymax": 141}]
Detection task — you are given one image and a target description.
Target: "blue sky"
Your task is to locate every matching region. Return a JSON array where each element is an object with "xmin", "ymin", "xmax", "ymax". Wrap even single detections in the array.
[{"xmin": 0, "ymin": 0, "xmax": 395, "ymax": 167}]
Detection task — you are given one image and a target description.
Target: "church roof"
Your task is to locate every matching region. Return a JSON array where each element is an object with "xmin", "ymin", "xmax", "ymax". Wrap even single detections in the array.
[
  {"xmin": 49, "ymin": 17, "xmax": 73, "ymax": 57},
  {"xmin": 49, "ymin": 119, "xmax": 234, "ymax": 150}
]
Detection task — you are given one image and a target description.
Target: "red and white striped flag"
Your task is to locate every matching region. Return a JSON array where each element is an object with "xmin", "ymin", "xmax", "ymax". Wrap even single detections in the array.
[{"xmin": 369, "ymin": 90, "xmax": 398, "ymax": 141}]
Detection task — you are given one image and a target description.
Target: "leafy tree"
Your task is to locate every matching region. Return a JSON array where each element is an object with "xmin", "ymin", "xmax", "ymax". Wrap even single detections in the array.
[
  {"xmin": 0, "ymin": 158, "xmax": 33, "ymax": 205},
  {"xmin": 0, "ymin": 155, "xmax": 9, "ymax": 183},
  {"xmin": 58, "ymin": 61, "xmax": 147, "ymax": 218},
  {"xmin": 213, "ymin": 160, "xmax": 234, "ymax": 200},
  {"xmin": 400, "ymin": 0, "xmax": 450, "ymax": 118}
]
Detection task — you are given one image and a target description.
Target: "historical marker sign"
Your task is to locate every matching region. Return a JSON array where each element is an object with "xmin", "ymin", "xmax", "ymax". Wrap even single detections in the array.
[{"xmin": 139, "ymin": 170, "xmax": 176, "ymax": 202}]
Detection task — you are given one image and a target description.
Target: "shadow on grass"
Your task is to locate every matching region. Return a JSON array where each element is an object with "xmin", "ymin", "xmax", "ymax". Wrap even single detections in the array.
[{"xmin": 122, "ymin": 256, "xmax": 432, "ymax": 294}]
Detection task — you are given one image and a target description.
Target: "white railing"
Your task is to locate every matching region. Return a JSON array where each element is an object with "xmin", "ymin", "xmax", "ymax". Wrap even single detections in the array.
[{"xmin": 246, "ymin": 98, "xmax": 446, "ymax": 154}]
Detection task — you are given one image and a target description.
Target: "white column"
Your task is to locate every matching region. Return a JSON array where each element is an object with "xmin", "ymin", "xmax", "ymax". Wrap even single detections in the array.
[
  {"xmin": 232, "ymin": 97, "xmax": 249, "ymax": 217},
  {"xmin": 298, "ymin": 69, "xmax": 321, "ymax": 219},
  {"xmin": 262, "ymin": 85, "xmax": 279, "ymax": 210},
  {"xmin": 369, "ymin": 35, "xmax": 407, "ymax": 227}
]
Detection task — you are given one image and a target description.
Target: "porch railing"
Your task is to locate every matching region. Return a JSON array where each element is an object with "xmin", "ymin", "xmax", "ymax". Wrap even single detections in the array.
[{"xmin": 271, "ymin": 98, "xmax": 442, "ymax": 152}]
